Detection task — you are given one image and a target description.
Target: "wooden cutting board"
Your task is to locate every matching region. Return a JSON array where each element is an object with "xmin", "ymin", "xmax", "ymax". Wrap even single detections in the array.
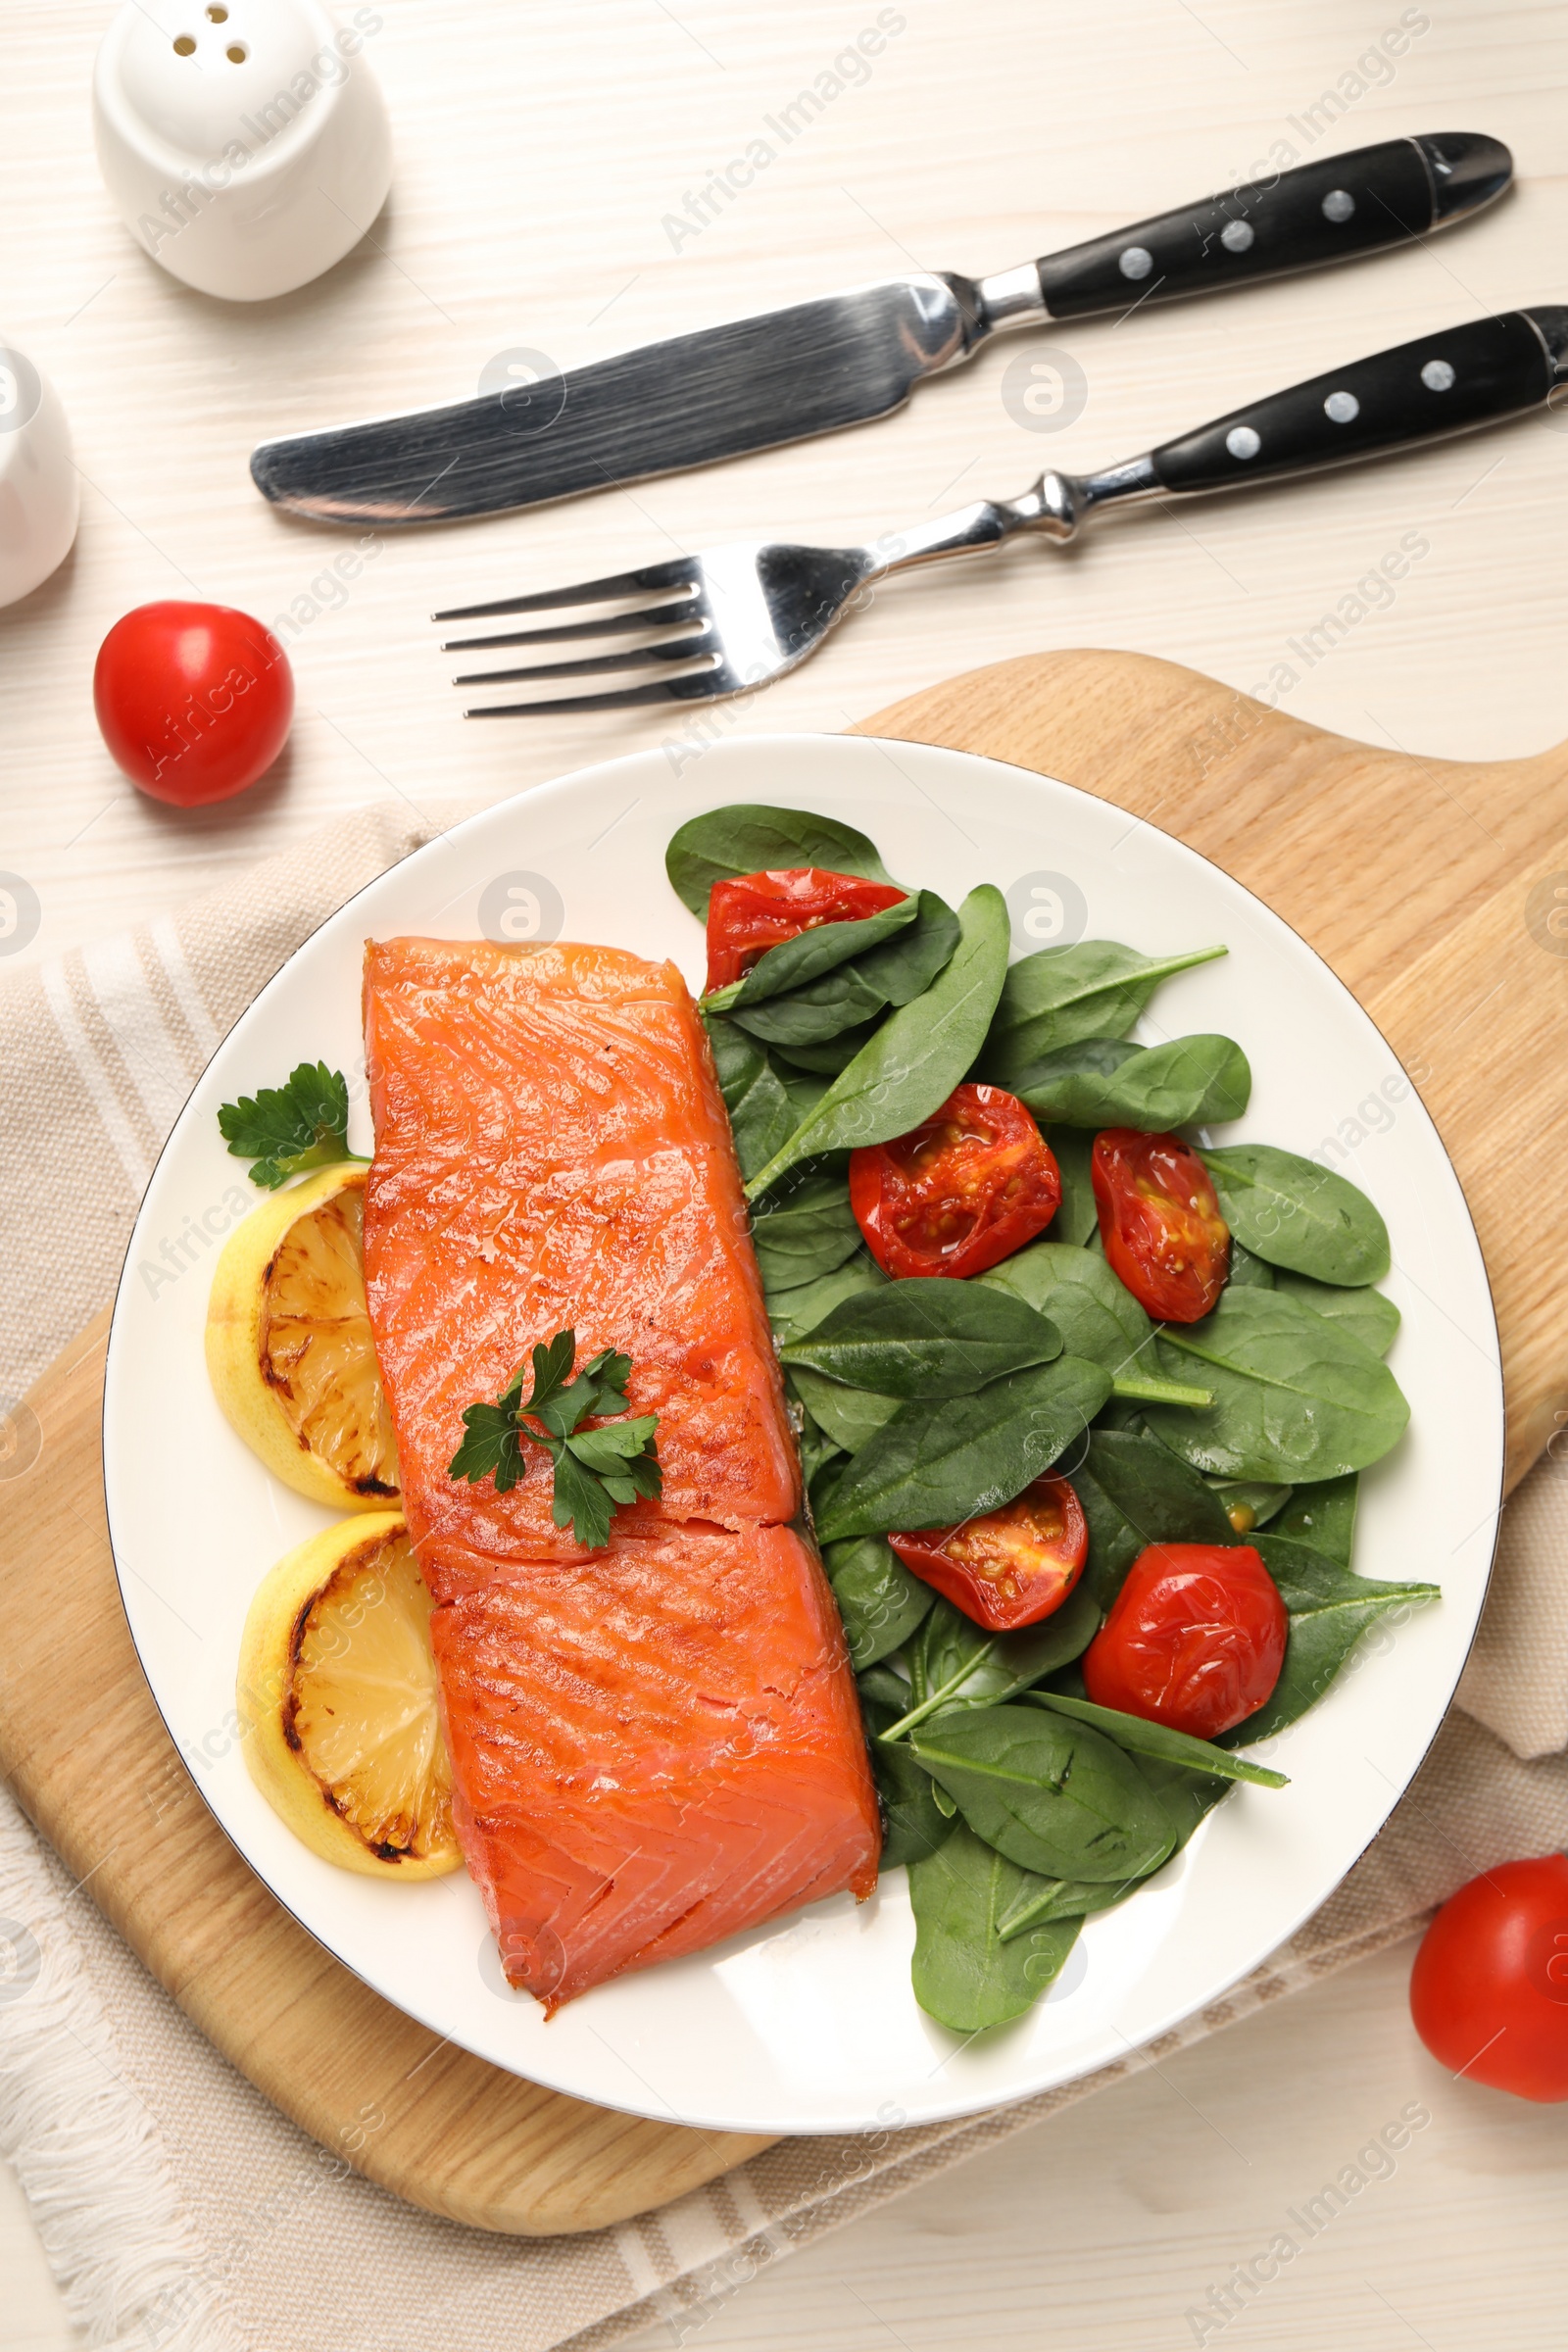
[{"xmin": 3, "ymin": 651, "xmax": 1564, "ymax": 2240}]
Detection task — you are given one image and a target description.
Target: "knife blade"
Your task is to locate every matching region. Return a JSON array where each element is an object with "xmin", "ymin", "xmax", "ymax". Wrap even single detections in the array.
[{"xmin": 251, "ymin": 131, "xmax": 1510, "ymax": 526}]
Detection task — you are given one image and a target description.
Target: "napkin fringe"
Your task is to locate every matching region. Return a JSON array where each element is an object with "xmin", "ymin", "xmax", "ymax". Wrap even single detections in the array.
[{"xmin": 0, "ymin": 1792, "xmax": 250, "ymax": 2352}]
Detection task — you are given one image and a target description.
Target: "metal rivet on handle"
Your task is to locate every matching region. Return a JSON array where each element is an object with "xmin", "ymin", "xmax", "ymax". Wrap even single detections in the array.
[
  {"xmin": 1322, "ymin": 189, "xmax": 1355, "ymax": 222},
  {"xmin": 1324, "ymin": 390, "xmax": 1360, "ymax": 424},
  {"xmin": 1118, "ymin": 245, "xmax": 1153, "ymax": 280},
  {"xmin": 1421, "ymin": 358, "xmax": 1456, "ymax": 391},
  {"xmin": 1226, "ymin": 425, "xmax": 1261, "ymax": 460},
  {"xmin": 1220, "ymin": 220, "xmax": 1254, "ymax": 253}
]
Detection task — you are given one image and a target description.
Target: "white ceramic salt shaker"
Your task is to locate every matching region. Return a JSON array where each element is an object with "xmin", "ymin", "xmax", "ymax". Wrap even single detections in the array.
[
  {"xmin": 0, "ymin": 340, "xmax": 79, "ymax": 609},
  {"xmin": 93, "ymin": 0, "xmax": 393, "ymax": 302}
]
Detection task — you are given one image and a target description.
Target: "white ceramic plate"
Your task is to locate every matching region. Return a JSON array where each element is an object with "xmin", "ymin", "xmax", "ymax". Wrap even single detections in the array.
[{"xmin": 103, "ymin": 735, "xmax": 1502, "ymax": 2136}]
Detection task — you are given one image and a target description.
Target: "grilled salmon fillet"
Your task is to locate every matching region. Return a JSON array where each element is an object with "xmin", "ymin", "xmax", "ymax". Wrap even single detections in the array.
[
  {"xmin": 362, "ymin": 937, "xmax": 879, "ymax": 2005},
  {"xmin": 433, "ymin": 1523, "xmax": 878, "ymax": 2007}
]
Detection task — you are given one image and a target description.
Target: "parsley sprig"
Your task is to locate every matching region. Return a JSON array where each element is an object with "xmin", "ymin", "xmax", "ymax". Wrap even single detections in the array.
[
  {"xmin": 448, "ymin": 1328, "xmax": 662, "ymax": 1550},
  {"xmin": 218, "ymin": 1061, "xmax": 368, "ymax": 1190}
]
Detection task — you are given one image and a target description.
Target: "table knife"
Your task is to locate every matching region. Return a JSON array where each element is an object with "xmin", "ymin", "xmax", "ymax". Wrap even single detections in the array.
[{"xmin": 251, "ymin": 131, "xmax": 1510, "ymax": 526}]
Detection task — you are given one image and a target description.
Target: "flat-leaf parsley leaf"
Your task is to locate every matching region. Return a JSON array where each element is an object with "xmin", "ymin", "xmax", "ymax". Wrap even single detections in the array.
[
  {"xmin": 218, "ymin": 1061, "xmax": 366, "ymax": 1190},
  {"xmin": 448, "ymin": 1328, "xmax": 661, "ymax": 1549}
]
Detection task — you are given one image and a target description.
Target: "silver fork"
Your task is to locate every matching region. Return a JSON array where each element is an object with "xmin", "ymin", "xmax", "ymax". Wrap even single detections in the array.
[{"xmin": 434, "ymin": 307, "xmax": 1568, "ymax": 716}]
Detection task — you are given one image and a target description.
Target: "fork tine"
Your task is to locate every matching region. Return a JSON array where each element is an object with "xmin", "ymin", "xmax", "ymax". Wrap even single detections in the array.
[
  {"xmin": 432, "ymin": 557, "xmax": 698, "ymax": 624},
  {"xmin": 440, "ymin": 598, "xmax": 703, "ymax": 652},
  {"xmin": 465, "ymin": 673, "xmax": 731, "ymax": 718},
  {"xmin": 452, "ymin": 640, "xmax": 716, "ymax": 688}
]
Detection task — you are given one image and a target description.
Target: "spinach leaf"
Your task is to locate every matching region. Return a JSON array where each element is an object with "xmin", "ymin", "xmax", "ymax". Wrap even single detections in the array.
[
  {"xmin": 766, "ymin": 1250, "xmax": 887, "ymax": 1348},
  {"xmin": 861, "ymin": 1695, "xmax": 952, "ymax": 1869},
  {"xmin": 984, "ymin": 940, "xmax": 1228, "ymax": 1081},
  {"xmin": 786, "ymin": 1365, "xmax": 900, "ymax": 1455},
  {"xmin": 703, "ymin": 1013, "xmax": 798, "ymax": 1181},
  {"xmin": 982, "ymin": 1242, "xmax": 1152, "ymax": 1376},
  {"xmin": 981, "ymin": 1241, "xmax": 1209, "ymax": 1406},
  {"xmin": 1021, "ymin": 1690, "xmax": 1288, "ymax": 1788},
  {"xmin": 781, "ymin": 1279, "xmax": 1062, "ymax": 1398},
  {"xmin": 809, "ymin": 1446, "xmax": 848, "ymax": 1524},
  {"xmin": 1015, "ymin": 1035, "xmax": 1140, "ymax": 1090},
  {"xmin": 815, "ymin": 1353, "xmax": 1112, "ymax": 1544},
  {"xmin": 730, "ymin": 962, "xmax": 892, "ymax": 1047},
  {"xmin": 995, "ymin": 1872, "xmax": 1145, "ymax": 1940},
  {"xmin": 749, "ymin": 1169, "xmax": 861, "ymax": 1290},
  {"xmin": 1147, "ymin": 1289, "xmax": 1409, "ymax": 1483},
  {"xmin": 856, "ymin": 890, "xmax": 960, "ymax": 1004},
  {"xmin": 1051, "ymin": 1126, "xmax": 1100, "ymax": 1247},
  {"xmin": 665, "ymin": 803, "xmax": 895, "ymax": 917},
  {"xmin": 770, "ymin": 1018, "xmax": 882, "ymax": 1074},
  {"xmin": 1128, "ymin": 1751, "xmax": 1235, "ymax": 1854},
  {"xmin": 1272, "ymin": 1270, "xmax": 1400, "ymax": 1357},
  {"xmin": 794, "ymin": 1401, "xmax": 844, "ymax": 1498},
  {"xmin": 908, "ymin": 1825, "xmax": 1083, "ymax": 2032},
  {"xmin": 1206, "ymin": 1478, "xmax": 1294, "ymax": 1535},
  {"xmin": 858, "ymin": 1661, "xmax": 913, "ymax": 1712},
  {"xmin": 777, "ymin": 1062, "xmax": 831, "ymax": 1120},
  {"xmin": 908, "ymin": 1705, "xmax": 1174, "ymax": 1882},
  {"xmin": 1271, "ymin": 1471, "xmax": 1358, "ymax": 1568},
  {"xmin": 1227, "ymin": 1242, "xmax": 1276, "ymax": 1288},
  {"xmin": 1201, "ymin": 1144, "xmax": 1390, "ymax": 1286},
  {"xmin": 1072, "ymin": 1428, "xmax": 1238, "ymax": 1608},
  {"xmin": 706, "ymin": 895, "xmax": 916, "ymax": 1009},
  {"xmin": 1016, "ymin": 1034, "xmax": 1251, "ymax": 1130},
  {"xmin": 1217, "ymin": 1533, "xmax": 1440, "ymax": 1742},
  {"xmin": 745, "ymin": 885, "xmax": 1010, "ymax": 1200},
  {"xmin": 886, "ymin": 1587, "xmax": 1102, "ymax": 1740},
  {"xmin": 824, "ymin": 1535, "xmax": 933, "ymax": 1669}
]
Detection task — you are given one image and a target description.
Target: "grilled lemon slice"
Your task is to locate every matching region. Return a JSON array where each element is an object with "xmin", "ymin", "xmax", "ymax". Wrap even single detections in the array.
[
  {"xmin": 206, "ymin": 1163, "xmax": 399, "ymax": 1509},
  {"xmin": 237, "ymin": 1513, "xmax": 460, "ymax": 1878}
]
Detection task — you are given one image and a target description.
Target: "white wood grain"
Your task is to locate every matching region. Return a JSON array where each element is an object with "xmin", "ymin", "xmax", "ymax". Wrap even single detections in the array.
[
  {"xmin": 623, "ymin": 1940, "xmax": 1568, "ymax": 2352},
  {"xmin": 3, "ymin": 1, "xmax": 1566, "ymax": 2340},
  {"xmin": 4, "ymin": 0, "xmax": 1568, "ymax": 976}
]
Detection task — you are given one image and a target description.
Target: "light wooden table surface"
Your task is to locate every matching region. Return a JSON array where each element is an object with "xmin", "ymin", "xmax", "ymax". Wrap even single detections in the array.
[{"xmin": 4, "ymin": 1, "xmax": 1567, "ymax": 2345}]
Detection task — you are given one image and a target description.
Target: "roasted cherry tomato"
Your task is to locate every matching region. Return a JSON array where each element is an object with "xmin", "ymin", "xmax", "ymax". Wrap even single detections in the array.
[
  {"xmin": 705, "ymin": 866, "xmax": 906, "ymax": 991},
  {"xmin": 850, "ymin": 1083, "xmax": 1061, "ymax": 1280},
  {"xmin": 1083, "ymin": 1542, "xmax": 1287, "ymax": 1739},
  {"xmin": 1092, "ymin": 1127, "xmax": 1230, "ymax": 1323},
  {"xmin": 94, "ymin": 601, "xmax": 294, "ymax": 807},
  {"xmin": 1409, "ymin": 1854, "xmax": 1568, "ymax": 2102},
  {"xmin": 890, "ymin": 1476, "xmax": 1088, "ymax": 1632}
]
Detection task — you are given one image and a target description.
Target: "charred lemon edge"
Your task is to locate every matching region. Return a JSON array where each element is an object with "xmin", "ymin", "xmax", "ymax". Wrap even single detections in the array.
[
  {"xmin": 205, "ymin": 1161, "xmax": 397, "ymax": 1511},
  {"xmin": 236, "ymin": 1512, "xmax": 461, "ymax": 1881}
]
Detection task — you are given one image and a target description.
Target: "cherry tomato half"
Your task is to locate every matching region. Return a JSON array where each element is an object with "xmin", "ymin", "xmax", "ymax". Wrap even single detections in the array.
[
  {"xmin": 94, "ymin": 601, "xmax": 294, "ymax": 807},
  {"xmin": 705, "ymin": 866, "xmax": 906, "ymax": 991},
  {"xmin": 1083, "ymin": 1542, "xmax": 1287, "ymax": 1740},
  {"xmin": 850, "ymin": 1083, "xmax": 1061, "ymax": 1280},
  {"xmin": 1092, "ymin": 1128, "xmax": 1230, "ymax": 1323},
  {"xmin": 890, "ymin": 1476, "xmax": 1088, "ymax": 1633},
  {"xmin": 1409, "ymin": 1854, "xmax": 1568, "ymax": 2102}
]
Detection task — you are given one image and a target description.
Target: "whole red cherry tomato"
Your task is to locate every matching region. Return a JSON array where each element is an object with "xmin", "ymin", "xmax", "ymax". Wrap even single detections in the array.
[
  {"xmin": 1083, "ymin": 1542, "xmax": 1287, "ymax": 1739},
  {"xmin": 705, "ymin": 867, "xmax": 906, "ymax": 991},
  {"xmin": 1409, "ymin": 1854, "xmax": 1568, "ymax": 2102},
  {"xmin": 94, "ymin": 602, "xmax": 294, "ymax": 807},
  {"xmin": 890, "ymin": 1476, "xmax": 1088, "ymax": 1632},
  {"xmin": 850, "ymin": 1083, "xmax": 1061, "ymax": 1280},
  {"xmin": 1092, "ymin": 1128, "xmax": 1230, "ymax": 1323}
]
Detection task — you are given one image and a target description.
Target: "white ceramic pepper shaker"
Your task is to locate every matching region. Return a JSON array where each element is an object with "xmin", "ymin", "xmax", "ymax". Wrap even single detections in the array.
[
  {"xmin": 93, "ymin": 0, "xmax": 393, "ymax": 302},
  {"xmin": 0, "ymin": 340, "xmax": 79, "ymax": 609}
]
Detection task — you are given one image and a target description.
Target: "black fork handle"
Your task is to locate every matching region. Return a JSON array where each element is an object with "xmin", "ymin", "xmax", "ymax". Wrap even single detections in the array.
[{"xmin": 1152, "ymin": 308, "xmax": 1563, "ymax": 496}]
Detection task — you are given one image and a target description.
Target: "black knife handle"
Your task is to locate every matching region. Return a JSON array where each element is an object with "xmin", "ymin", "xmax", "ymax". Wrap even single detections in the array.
[
  {"xmin": 1037, "ymin": 133, "xmax": 1510, "ymax": 320},
  {"xmin": 1150, "ymin": 310, "xmax": 1559, "ymax": 497}
]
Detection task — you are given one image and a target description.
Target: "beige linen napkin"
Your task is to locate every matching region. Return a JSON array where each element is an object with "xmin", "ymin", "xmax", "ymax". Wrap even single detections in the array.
[{"xmin": 2, "ymin": 802, "xmax": 1566, "ymax": 2352}]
